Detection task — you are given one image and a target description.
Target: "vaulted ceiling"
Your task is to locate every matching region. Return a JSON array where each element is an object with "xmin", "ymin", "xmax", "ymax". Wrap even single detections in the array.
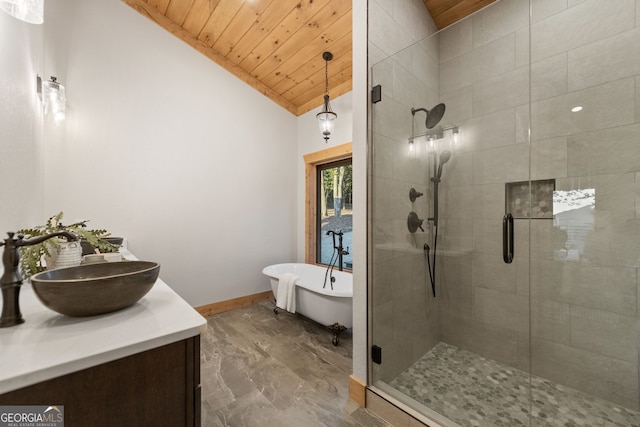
[{"xmin": 122, "ymin": 0, "xmax": 493, "ymax": 116}]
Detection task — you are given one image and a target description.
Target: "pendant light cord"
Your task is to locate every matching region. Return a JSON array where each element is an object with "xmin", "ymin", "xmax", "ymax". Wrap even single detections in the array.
[{"xmin": 325, "ymin": 57, "xmax": 329, "ymax": 98}]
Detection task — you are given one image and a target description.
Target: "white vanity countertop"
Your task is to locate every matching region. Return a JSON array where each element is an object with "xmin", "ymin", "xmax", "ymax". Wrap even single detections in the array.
[{"xmin": 0, "ymin": 250, "xmax": 206, "ymax": 394}]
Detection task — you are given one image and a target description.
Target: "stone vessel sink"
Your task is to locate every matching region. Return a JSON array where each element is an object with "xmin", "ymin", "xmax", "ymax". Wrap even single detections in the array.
[{"xmin": 30, "ymin": 261, "xmax": 160, "ymax": 317}]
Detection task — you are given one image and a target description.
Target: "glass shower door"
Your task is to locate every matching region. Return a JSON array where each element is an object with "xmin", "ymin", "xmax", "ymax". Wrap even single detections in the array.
[{"xmin": 369, "ymin": 3, "xmax": 533, "ymax": 422}]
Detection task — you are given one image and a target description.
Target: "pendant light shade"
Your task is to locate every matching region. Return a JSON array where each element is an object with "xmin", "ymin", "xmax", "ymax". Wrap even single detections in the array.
[
  {"xmin": 317, "ymin": 94, "xmax": 337, "ymax": 140},
  {"xmin": 316, "ymin": 52, "xmax": 337, "ymax": 143},
  {"xmin": 0, "ymin": 0, "xmax": 44, "ymax": 24}
]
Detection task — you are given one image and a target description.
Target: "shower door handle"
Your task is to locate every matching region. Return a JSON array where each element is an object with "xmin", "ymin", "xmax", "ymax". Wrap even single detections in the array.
[{"xmin": 503, "ymin": 213, "xmax": 514, "ymax": 264}]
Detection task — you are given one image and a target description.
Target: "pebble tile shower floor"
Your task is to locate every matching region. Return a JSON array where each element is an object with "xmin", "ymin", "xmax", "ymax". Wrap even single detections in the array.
[{"xmin": 389, "ymin": 342, "xmax": 640, "ymax": 427}]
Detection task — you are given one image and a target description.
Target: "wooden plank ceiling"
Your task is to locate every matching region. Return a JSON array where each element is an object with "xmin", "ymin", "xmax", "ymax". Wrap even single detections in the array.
[
  {"xmin": 122, "ymin": 0, "xmax": 353, "ymax": 116},
  {"xmin": 121, "ymin": 0, "xmax": 492, "ymax": 116},
  {"xmin": 423, "ymin": 0, "xmax": 496, "ymax": 30}
]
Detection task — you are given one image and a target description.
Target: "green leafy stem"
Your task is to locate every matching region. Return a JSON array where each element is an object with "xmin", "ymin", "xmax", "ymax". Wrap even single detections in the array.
[{"xmin": 17, "ymin": 212, "xmax": 120, "ymax": 279}]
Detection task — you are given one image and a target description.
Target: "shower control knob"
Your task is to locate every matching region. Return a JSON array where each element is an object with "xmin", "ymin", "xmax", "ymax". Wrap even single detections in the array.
[
  {"xmin": 407, "ymin": 212, "xmax": 424, "ymax": 233},
  {"xmin": 409, "ymin": 188, "xmax": 424, "ymax": 202}
]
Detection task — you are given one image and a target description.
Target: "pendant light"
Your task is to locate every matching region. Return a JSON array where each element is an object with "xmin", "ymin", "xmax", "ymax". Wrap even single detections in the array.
[
  {"xmin": 0, "ymin": 0, "xmax": 44, "ymax": 24},
  {"xmin": 316, "ymin": 51, "xmax": 337, "ymax": 143}
]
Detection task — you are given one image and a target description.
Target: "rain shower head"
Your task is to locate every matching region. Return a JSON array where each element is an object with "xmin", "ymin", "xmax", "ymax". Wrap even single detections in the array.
[
  {"xmin": 426, "ymin": 103, "xmax": 446, "ymax": 129},
  {"xmin": 412, "ymin": 103, "xmax": 446, "ymax": 129}
]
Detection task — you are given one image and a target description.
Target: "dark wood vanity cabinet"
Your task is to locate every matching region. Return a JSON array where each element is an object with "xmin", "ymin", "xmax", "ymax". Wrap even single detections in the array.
[{"xmin": 0, "ymin": 336, "xmax": 201, "ymax": 427}]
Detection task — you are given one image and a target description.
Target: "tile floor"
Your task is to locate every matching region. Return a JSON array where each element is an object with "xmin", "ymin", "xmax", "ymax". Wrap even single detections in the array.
[
  {"xmin": 200, "ymin": 301, "xmax": 391, "ymax": 426},
  {"xmin": 390, "ymin": 342, "xmax": 640, "ymax": 427},
  {"xmin": 200, "ymin": 302, "xmax": 640, "ymax": 426}
]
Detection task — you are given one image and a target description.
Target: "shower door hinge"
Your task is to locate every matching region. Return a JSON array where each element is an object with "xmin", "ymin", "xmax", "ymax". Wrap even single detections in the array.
[
  {"xmin": 372, "ymin": 85, "xmax": 382, "ymax": 103},
  {"xmin": 371, "ymin": 345, "xmax": 382, "ymax": 364}
]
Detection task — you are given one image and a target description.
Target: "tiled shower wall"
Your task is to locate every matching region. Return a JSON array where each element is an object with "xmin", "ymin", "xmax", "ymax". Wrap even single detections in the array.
[
  {"xmin": 437, "ymin": 0, "xmax": 640, "ymax": 410},
  {"xmin": 435, "ymin": 0, "xmax": 532, "ymax": 378},
  {"xmin": 530, "ymin": 0, "xmax": 640, "ymax": 410},
  {"xmin": 369, "ymin": 0, "xmax": 441, "ymax": 382}
]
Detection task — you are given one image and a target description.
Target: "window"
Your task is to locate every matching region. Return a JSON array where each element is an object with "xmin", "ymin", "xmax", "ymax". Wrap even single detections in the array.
[
  {"xmin": 304, "ymin": 143, "xmax": 352, "ymax": 270},
  {"xmin": 317, "ymin": 159, "xmax": 353, "ymax": 268}
]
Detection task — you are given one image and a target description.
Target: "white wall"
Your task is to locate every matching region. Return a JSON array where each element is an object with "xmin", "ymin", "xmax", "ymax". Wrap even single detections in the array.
[
  {"xmin": 0, "ymin": 11, "xmax": 44, "ymax": 235},
  {"xmin": 39, "ymin": 0, "xmax": 298, "ymax": 306}
]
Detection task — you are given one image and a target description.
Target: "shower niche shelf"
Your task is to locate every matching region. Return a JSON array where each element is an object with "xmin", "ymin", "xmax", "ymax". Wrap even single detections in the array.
[{"xmin": 505, "ymin": 179, "xmax": 555, "ymax": 219}]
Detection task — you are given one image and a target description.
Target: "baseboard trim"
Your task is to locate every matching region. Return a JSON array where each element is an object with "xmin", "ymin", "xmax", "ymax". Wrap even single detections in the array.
[
  {"xmin": 349, "ymin": 375, "xmax": 366, "ymax": 407},
  {"xmin": 195, "ymin": 291, "xmax": 273, "ymax": 317}
]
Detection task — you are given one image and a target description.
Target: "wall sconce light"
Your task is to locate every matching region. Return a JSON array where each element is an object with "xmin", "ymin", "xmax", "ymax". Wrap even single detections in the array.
[
  {"xmin": 38, "ymin": 76, "xmax": 66, "ymax": 124},
  {"xmin": 409, "ymin": 125, "xmax": 460, "ymax": 154},
  {"xmin": 0, "ymin": 0, "xmax": 43, "ymax": 24},
  {"xmin": 426, "ymin": 126, "xmax": 459, "ymax": 152},
  {"xmin": 452, "ymin": 126, "xmax": 460, "ymax": 146},
  {"xmin": 316, "ymin": 51, "xmax": 337, "ymax": 143},
  {"xmin": 426, "ymin": 132, "xmax": 440, "ymax": 152},
  {"xmin": 408, "ymin": 138, "xmax": 415, "ymax": 155}
]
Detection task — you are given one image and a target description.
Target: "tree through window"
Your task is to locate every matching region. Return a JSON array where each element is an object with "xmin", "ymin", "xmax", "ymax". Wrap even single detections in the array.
[{"xmin": 317, "ymin": 159, "xmax": 353, "ymax": 269}]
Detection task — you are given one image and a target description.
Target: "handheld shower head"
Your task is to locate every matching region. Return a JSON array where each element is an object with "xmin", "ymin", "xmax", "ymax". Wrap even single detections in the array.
[
  {"xmin": 436, "ymin": 150, "xmax": 452, "ymax": 180},
  {"xmin": 440, "ymin": 150, "xmax": 452, "ymax": 164}
]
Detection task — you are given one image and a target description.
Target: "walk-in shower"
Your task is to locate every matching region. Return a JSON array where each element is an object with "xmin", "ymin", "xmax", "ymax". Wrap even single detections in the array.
[{"xmin": 370, "ymin": 0, "xmax": 640, "ymax": 426}]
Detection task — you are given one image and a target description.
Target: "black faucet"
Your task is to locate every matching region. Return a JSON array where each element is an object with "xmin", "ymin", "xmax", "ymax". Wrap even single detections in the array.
[
  {"xmin": 0, "ymin": 231, "xmax": 78, "ymax": 327},
  {"xmin": 326, "ymin": 230, "xmax": 350, "ymax": 272}
]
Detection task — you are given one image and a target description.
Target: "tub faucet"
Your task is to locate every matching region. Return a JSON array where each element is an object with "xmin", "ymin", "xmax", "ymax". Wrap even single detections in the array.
[
  {"xmin": 0, "ymin": 231, "xmax": 78, "ymax": 327},
  {"xmin": 326, "ymin": 230, "xmax": 350, "ymax": 272}
]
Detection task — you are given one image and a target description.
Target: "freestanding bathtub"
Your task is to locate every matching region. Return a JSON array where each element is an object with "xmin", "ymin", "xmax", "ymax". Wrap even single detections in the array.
[{"xmin": 262, "ymin": 263, "xmax": 353, "ymax": 343}]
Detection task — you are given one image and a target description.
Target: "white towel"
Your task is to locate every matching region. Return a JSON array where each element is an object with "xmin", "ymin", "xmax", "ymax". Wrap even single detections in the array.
[
  {"xmin": 286, "ymin": 273, "xmax": 296, "ymax": 313},
  {"xmin": 276, "ymin": 273, "xmax": 298, "ymax": 313}
]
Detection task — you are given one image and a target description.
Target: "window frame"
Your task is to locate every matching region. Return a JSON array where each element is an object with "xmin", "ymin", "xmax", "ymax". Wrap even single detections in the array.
[{"xmin": 303, "ymin": 142, "xmax": 353, "ymax": 267}]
